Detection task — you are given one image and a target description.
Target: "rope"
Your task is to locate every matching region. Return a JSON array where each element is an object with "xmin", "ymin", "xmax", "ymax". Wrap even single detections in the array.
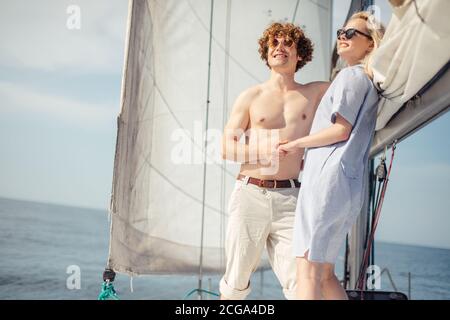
[
  {"xmin": 412, "ymin": 0, "xmax": 425, "ymax": 24},
  {"xmin": 98, "ymin": 281, "xmax": 120, "ymax": 300}
]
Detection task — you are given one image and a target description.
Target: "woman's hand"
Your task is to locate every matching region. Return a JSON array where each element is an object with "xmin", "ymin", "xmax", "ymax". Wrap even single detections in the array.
[
  {"xmin": 277, "ymin": 139, "xmax": 301, "ymax": 155},
  {"xmin": 267, "ymin": 140, "xmax": 288, "ymax": 162}
]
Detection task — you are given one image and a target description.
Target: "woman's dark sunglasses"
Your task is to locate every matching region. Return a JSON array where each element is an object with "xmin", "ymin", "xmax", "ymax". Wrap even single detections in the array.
[{"xmin": 337, "ymin": 28, "xmax": 372, "ymax": 40}]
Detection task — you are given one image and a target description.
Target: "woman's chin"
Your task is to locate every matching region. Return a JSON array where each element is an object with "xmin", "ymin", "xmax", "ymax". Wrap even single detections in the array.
[{"xmin": 337, "ymin": 47, "xmax": 350, "ymax": 56}]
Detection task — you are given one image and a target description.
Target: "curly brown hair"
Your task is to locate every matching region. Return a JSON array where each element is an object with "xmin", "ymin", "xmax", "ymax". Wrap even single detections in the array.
[{"xmin": 258, "ymin": 22, "xmax": 314, "ymax": 72}]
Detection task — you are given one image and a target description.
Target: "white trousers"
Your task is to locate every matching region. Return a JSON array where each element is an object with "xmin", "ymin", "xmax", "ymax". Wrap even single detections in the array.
[{"xmin": 220, "ymin": 178, "xmax": 300, "ymax": 300}]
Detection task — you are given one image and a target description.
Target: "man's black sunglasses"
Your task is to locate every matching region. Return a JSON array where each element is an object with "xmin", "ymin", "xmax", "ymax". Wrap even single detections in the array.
[{"xmin": 337, "ymin": 28, "xmax": 372, "ymax": 40}]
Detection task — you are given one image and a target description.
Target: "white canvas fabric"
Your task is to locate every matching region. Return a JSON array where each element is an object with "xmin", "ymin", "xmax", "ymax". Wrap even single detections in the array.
[{"xmin": 371, "ymin": 0, "xmax": 450, "ymax": 131}]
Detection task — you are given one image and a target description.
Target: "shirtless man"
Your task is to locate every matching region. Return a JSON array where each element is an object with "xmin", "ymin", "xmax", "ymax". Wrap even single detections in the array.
[{"xmin": 219, "ymin": 22, "xmax": 329, "ymax": 300}]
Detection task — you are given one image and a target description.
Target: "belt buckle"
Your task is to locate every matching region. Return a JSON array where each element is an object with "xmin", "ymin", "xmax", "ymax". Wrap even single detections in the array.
[
  {"xmin": 273, "ymin": 180, "xmax": 277, "ymax": 188},
  {"xmin": 258, "ymin": 179, "xmax": 264, "ymax": 188}
]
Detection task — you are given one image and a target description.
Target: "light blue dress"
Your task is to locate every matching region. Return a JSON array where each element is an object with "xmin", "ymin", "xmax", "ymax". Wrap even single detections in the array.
[{"xmin": 293, "ymin": 65, "xmax": 379, "ymax": 263}]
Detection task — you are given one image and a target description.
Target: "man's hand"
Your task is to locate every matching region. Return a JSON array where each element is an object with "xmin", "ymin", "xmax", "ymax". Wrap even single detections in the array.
[
  {"xmin": 260, "ymin": 139, "xmax": 286, "ymax": 166},
  {"xmin": 275, "ymin": 139, "xmax": 289, "ymax": 156},
  {"xmin": 277, "ymin": 139, "xmax": 300, "ymax": 156},
  {"xmin": 266, "ymin": 139, "xmax": 289, "ymax": 163}
]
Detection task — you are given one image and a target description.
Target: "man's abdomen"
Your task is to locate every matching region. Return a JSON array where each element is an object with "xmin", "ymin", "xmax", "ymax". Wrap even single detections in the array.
[{"xmin": 239, "ymin": 154, "xmax": 303, "ymax": 180}]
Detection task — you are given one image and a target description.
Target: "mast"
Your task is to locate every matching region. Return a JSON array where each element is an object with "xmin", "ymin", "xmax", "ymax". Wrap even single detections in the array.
[{"xmin": 345, "ymin": 0, "xmax": 374, "ymax": 290}]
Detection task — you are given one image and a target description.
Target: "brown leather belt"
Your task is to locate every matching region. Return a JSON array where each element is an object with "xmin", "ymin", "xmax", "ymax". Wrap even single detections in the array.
[{"xmin": 237, "ymin": 174, "xmax": 301, "ymax": 189}]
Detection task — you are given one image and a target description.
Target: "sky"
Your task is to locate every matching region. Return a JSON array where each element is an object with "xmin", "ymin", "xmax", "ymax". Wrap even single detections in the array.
[{"xmin": 0, "ymin": 0, "xmax": 449, "ymax": 250}]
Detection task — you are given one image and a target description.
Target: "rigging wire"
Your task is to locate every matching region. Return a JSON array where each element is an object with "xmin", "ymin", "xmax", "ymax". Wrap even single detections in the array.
[
  {"xmin": 185, "ymin": 0, "xmax": 262, "ymax": 83},
  {"xmin": 307, "ymin": 0, "xmax": 329, "ymax": 11},
  {"xmin": 198, "ymin": 0, "xmax": 215, "ymax": 299},
  {"xmin": 292, "ymin": 0, "xmax": 300, "ymax": 23},
  {"xmin": 219, "ymin": 0, "xmax": 233, "ymax": 273}
]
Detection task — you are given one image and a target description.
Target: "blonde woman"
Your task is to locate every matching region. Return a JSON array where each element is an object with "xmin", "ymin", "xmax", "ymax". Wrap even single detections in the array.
[{"xmin": 277, "ymin": 12, "xmax": 385, "ymax": 300}]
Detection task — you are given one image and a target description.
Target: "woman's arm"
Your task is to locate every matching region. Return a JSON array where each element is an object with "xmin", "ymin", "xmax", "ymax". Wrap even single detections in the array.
[
  {"xmin": 276, "ymin": 67, "xmax": 371, "ymax": 155},
  {"xmin": 277, "ymin": 114, "xmax": 352, "ymax": 154}
]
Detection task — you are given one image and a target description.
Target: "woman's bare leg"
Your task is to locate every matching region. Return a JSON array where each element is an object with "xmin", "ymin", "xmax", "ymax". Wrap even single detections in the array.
[
  {"xmin": 320, "ymin": 263, "xmax": 348, "ymax": 300},
  {"xmin": 296, "ymin": 253, "xmax": 323, "ymax": 300}
]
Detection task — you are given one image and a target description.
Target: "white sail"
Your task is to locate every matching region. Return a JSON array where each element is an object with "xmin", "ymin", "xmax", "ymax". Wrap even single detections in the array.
[
  {"xmin": 371, "ymin": 0, "xmax": 450, "ymax": 155},
  {"xmin": 107, "ymin": 0, "xmax": 332, "ymax": 276}
]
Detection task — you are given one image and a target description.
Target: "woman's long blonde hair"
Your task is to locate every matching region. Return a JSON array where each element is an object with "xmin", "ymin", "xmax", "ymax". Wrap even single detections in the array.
[{"xmin": 347, "ymin": 11, "xmax": 385, "ymax": 79}]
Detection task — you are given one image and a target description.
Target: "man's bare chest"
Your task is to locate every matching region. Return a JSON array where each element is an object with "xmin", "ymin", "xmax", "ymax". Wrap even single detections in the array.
[{"xmin": 249, "ymin": 92, "xmax": 314, "ymax": 129}]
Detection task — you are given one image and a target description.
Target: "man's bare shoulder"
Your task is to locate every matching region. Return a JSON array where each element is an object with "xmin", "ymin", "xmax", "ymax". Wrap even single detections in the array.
[
  {"xmin": 303, "ymin": 81, "xmax": 331, "ymax": 96},
  {"xmin": 230, "ymin": 85, "xmax": 262, "ymax": 114},
  {"xmin": 238, "ymin": 84, "xmax": 263, "ymax": 102},
  {"xmin": 293, "ymin": 81, "xmax": 330, "ymax": 110}
]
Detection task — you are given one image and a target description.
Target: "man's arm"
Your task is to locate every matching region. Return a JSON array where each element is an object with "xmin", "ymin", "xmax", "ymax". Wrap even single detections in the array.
[{"xmin": 221, "ymin": 87, "xmax": 271, "ymax": 164}]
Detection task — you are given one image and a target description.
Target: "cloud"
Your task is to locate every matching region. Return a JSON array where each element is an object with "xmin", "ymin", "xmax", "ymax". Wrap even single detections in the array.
[
  {"xmin": 0, "ymin": 0, "xmax": 128, "ymax": 74},
  {"xmin": 0, "ymin": 81, "xmax": 117, "ymax": 129}
]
